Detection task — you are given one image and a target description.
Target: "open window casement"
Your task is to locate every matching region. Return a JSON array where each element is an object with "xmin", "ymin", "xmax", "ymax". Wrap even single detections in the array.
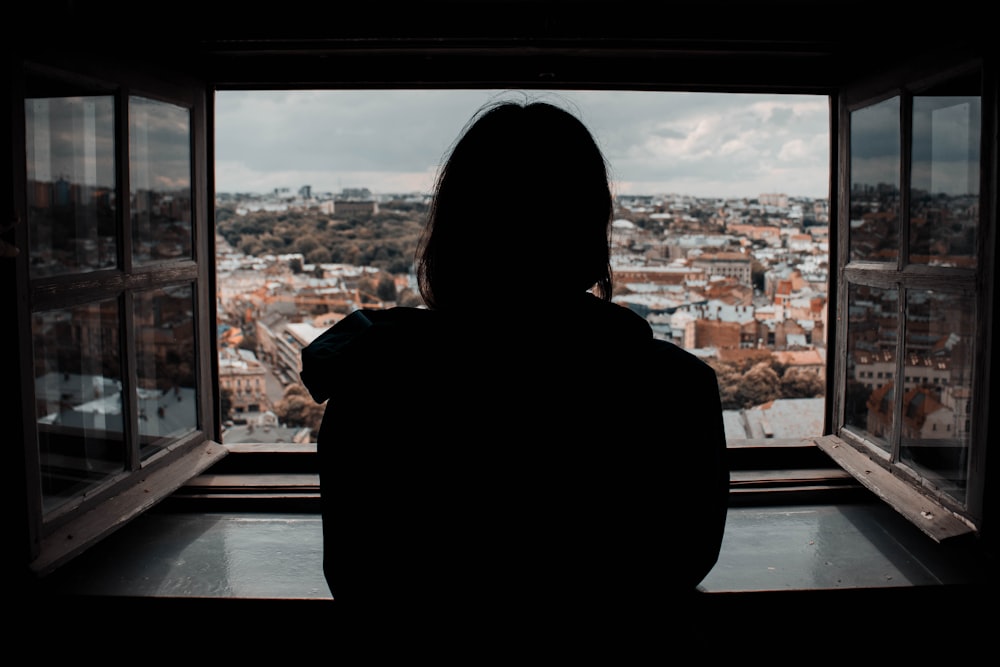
[
  {"xmin": 15, "ymin": 53, "xmax": 226, "ymax": 576},
  {"xmin": 822, "ymin": 52, "xmax": 991, "ymax": 543}
]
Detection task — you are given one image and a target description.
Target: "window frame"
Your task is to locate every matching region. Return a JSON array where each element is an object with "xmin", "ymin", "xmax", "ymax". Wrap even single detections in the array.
[
  {"xmin": 11, "ymin": 15, "xmax": 994, "ymax": 580},
  {"xmin": 825, "ymin": 53, "xmax": 993, "ymax": 539},
  {"xmin": 14, "ymin": 54, "xmax": 226, "ymax": 575}
]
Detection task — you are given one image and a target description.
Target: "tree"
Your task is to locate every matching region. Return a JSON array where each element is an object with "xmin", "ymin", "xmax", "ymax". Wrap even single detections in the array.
[
  {"xmin": 709, "ymin": 356, "xmax": 786, "ymax": 410},
  {"xmin": 736, "ymin": 361, "xmax": 781, "ymax": 408},
  {"xmin": 397, "ymin": 287, "xmax": 424, "ymax": 307},
  {"xmin": 259, "ymin": 232, "xmax": 286, "ymax": 253},
  {"xmin": 238, "ymin": 235, "xmax": 263, "ymax": 256},
  {"xmin": 376, "ymin": 274, "xmax": 398, "ymax": 302},
  {"xmin": 274, "ymin": 383, "xmax": 326, "ymax": 434},
  {"xmin": 357, "ymin": 276, "xmax": 379, "ymax": 301},
  {"xmin": 306, "ymin": 247, "xmax": 332, "ymax": 265},
  {"xmin": 293, "ymin": 234, "xmax": 319, "ymax": 256},
  {"xmin": 708, "ymin": 360, "xmax": 744, "ymax": 410},
  {"xmin": 780, "ymin": 370, "xmax": 825, "ymax": 399}
]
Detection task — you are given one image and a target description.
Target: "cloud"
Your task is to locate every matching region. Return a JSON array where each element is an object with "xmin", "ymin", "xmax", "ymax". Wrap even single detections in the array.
[{"xmin": 215, "ymin": 89, "xmax": 830, "ymax": 199}]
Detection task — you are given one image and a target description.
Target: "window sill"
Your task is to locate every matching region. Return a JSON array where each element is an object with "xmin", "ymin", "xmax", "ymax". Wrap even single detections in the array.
[
  {"xmin": 30, "ymin": 440, "xmax": 227, "ymax": 577},
  {"xmin": 28, "ymin": 497, "xmax": 990, "ymax": 605},
  {"xmin": 812, "ymin": 434, "xmax": 977, "ymax": 543},
  {"xmin": 26, "ymin": 437, "xmax": 992, "ymax": 614}
]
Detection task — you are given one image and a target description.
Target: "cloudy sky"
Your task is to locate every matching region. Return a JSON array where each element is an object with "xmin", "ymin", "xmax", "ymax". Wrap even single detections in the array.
[{"xmin": 214, "ymin": 89, "xmax": 830, "ymax": 200}]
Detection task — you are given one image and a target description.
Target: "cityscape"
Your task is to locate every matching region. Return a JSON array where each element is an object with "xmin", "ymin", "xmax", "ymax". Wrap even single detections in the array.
[
  {"xmin": 215, "ymin": 187, "xmax": 830, "ymax": 444},
  {"xmin": 29, "ymin": 171, "xmax": 974, "ymax": 485}
]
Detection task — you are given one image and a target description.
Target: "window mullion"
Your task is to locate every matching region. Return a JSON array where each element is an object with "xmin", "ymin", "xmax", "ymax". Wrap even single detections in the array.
[
  {"xmin": 117, "ymin": 89, "xmax": 132, "ymax": 274},
  {"xmin": 890, "ymin": 283, "xmax": 906, "ymax": 464},
  {"xmin": 121, "ymin": 290, "xmax": 140, "ymax": 471},
  {"xmin": 117, "ymin": 89, "xmax": 141, "ymax": 471},
  {"xmin": 890, "ymin": 92, "xmax": 912, "ymax": 464},
  {"xmin": 900, "ymin": 91, "xmax": 913, "ymax": 269},
  {"xmin": 966, "ymin": 67, "xmax": 995, "ymax": 521}
]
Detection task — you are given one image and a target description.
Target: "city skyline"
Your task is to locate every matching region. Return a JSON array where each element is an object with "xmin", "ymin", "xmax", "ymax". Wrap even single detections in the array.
[{"xmin": 214, "ymin": 89, "xmax": 830, "ymax": 200}]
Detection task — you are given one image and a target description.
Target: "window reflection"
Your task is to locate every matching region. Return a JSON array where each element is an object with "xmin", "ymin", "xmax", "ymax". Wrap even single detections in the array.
[
  {"xmin": 900, "ymin": 290, "xmax": 973, "ymax": 503},
  {"xmin": 130, "ymin": 96, "xmax": 193, "ymax": 264},
  {"xmin": 850, "ymin": 97, "xmax": 900, "ymax": 262},
  {"xmin": 134, "ymin": 285, "xmax": 199, "ymax": 458},
  {"xmin": 844, "ymin": 282, "xmax": 896, "ymax": 453},
  {"xmin": 25, "ymin": 94, "xmax": 117, "ymax": 277},
  {"xmin": 909, "ymin": 86, "xmax": 980, "ymax": 267},
  {"xmin": 34, "ymin": 301, "xmax": 124, "ymax": 514}
]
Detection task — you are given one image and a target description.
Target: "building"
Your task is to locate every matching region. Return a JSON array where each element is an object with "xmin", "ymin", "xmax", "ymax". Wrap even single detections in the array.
[
  {"xmin": 690, "ymin": 251, "xmax": 753, "ymax": 284},
  {"xmin": 333, "ymin": 199, "xmax": 378, "ymax": 217},
  {"xmin": 724, "ymin": 397, "xmax": 825, "ymax": 441},
  {"xmin": 222, "ymin": 410, "xmax": 311, "ymax": 444},
  {"xmin": 218, "ymin": 345, "xmax": 271, "ymax": 423}
]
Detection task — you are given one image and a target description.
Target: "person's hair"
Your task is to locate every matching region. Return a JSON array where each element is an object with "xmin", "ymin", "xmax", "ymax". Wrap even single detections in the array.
[{"xmin": 416, "ymin": 98, "xmax": 615, "ymax": 310}]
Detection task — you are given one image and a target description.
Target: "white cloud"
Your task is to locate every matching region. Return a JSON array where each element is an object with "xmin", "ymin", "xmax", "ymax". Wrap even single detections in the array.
[{"xmin": 215, "ymin": 90, "xmax": 830, "ymax": 199}]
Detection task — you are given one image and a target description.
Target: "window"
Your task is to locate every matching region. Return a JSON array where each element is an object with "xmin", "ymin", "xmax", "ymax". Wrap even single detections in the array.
[
  {"xmin": 829, "ymin": 61, "xmax": 988, "ymax": 536},
  {"xmin": 11, "ymin": 10, "xmax": 993, "ymax": 581},
  {"xmin": 213, "ymin": 89, "xmax": 831, "ymax": 443},
  {"xmin": 17, "ymin": 62, "xmax": 225, "ymax": 575}
]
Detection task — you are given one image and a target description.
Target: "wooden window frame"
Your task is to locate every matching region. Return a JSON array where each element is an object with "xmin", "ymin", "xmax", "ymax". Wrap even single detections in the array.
[
  {"xmin": 10, "ymin": 8, "xmax": 994, "ymax": 579},
  {"xmin": 14, "ymin": 54, "xmax": 226, "ymax": 576},
  {"xmin": 823, "ymin": 53, "xmax": 992, "ymax": 542}
]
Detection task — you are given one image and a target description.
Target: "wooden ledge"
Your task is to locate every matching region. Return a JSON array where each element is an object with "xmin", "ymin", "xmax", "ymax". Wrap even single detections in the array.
[
  {"xmin": 31, "ymin": 440, "xmax": 227, "ymax": 576},
  {"xmin": 812, "ymin": 435, "xmax": 976, "ymax": 543}
]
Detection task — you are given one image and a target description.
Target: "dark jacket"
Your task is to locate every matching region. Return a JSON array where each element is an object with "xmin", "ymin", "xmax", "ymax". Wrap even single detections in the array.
[{"xmin": 301, "ymin": 293, "xmax": 729, "ymax": 608}]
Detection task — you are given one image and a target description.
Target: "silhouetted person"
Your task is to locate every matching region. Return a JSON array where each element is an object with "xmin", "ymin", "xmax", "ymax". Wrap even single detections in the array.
[{"xmin": 301, "ymin": 98, "xmax": 729, "ymax": 611}]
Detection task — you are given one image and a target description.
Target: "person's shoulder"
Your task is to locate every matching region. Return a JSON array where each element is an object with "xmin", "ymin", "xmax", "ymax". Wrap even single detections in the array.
[
  {"xmin": 570, "ymin": 293, "xmax": 653, "ymax": 338},
  {"xmin": 352, "ymin": 306, "xmax": 436, "ymax": 328},
  {"xmin": 301, "ymin": 307, "xmax": 440, "ymax": 402},
  {"xmin": 648, "ymin": 338, "xmax": 710, "ymax": 366},
  {"xmin": 340, "ymin": 307, "xmax": 447, "ymax": 349},
  {"xmin": 367, "ymin": 305, "xmax": 434, "ymax": 321},
  {"xmin": 304, "ymin": 307, "xmax": 432, "ymax": 359},
  {"xmin": 645, "ymin": 339, "xmax": 719, "ymax": 384}
]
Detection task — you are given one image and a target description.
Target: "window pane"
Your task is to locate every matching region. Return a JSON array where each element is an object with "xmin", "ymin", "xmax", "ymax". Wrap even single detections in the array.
[
  {"xmin": 34, "ymin": 301, "xmax": 125, "ymax": 514},
  {"xmin": 25, "ymin": 95, "xmax": 117, "ymax": 277},
  {"xmin": 850, "ymin": 97, "xmax": 900, "ymax": 262},
  {"xmin": 909, "ymin": 88, "xmax": 980, "ymax": 267},
  {"xmin": 900, "ymin": 289, "xmax": 973, "ymax": 504},
  {"xmin": 130, "ymin": 96, "xmax": 193, "ymax": 264},
  {"xmin": 134, "ymin": 284, "xmax": 199, "ymax": 458},
  {"xmin": 844, "ymin": 282, "xmax": 897, "ymax": 452}
]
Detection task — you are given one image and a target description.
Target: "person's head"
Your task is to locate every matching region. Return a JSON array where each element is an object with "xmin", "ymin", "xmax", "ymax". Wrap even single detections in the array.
[{"xmin": 416, "ymin": 97, "xmax": 614, "ymax": 310}]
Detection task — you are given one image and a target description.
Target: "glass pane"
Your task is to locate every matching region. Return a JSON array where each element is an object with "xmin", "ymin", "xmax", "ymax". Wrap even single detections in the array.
[
  {"xmin": 910, "ymin": 84, "xmax": 980, "ymax": 267},
  {"xmin": 130, "ymin": 96, "xmax": 193, "ymax": 264},
  {"xmin": 900, "ymin": 289, "xmax": 973, "ymax": 504},
  {"xmin": 25, "ymin": 94, "xmax": 117, "ymax": 277},
  {"xmin": 134, "ymin": 285, "xmax": 199, "ymax": 458},
  {"xmin": 850, "ymin": 97, "xmax": 900, "ymax": 262},
  {"xmin": 34, "ymin": 301, "xmax": 125, "ymax": 514},
  {"xmin": 844, "ymin": 282, "xmax": 897, "ymax": 453}
]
